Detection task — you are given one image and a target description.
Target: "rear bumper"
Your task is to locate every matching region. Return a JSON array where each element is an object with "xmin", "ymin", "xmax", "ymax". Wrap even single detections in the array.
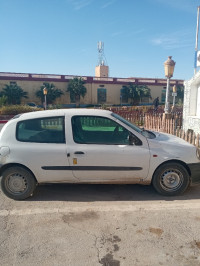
[{"xmin": 188, "ymin": 163, "xmax": 200, "ymax": 185}]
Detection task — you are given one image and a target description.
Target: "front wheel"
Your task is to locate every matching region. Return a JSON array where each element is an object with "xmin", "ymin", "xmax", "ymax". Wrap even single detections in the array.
[
  {"xmin": 1, "ymin": 166, "xmax": 37, "ymax": 200},
  {"xmin": 152, "ymin": 163, "xmax": 190, "ymax": 196}
]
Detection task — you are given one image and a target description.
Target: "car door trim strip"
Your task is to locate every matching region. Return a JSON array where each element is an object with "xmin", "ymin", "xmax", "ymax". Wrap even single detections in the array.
[{"xmin": 41, "ymin": 166, "xmax": 143, "ymax": 171}]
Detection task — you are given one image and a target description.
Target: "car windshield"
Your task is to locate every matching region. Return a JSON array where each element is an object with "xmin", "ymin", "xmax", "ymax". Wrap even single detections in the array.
[{"xmin": 111, "ymin": 112, "xmax": 156, "ymax": 139}]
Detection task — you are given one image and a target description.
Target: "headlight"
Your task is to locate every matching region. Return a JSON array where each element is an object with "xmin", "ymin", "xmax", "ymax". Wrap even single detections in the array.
[{"xmin": 196, "ymin": 148, "xmax": 200, "ymax": 160}]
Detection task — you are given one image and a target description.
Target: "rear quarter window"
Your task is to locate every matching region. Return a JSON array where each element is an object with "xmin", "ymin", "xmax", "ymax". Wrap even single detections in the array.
[{"xmin": 16, "ymin": 116, "xmax": 65, "ymax": 143}]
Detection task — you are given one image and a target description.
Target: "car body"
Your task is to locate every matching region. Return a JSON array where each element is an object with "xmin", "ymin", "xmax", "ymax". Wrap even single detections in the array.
[
  {"xmin": 0, "ymin": 108, "xmax": 200, "ymax": 200},
  {"xmin": 26, "ymin": 102, "xmax": 38, "ymax": 108}
]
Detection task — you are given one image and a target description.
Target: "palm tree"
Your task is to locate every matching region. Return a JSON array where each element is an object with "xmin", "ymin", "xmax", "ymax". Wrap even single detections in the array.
[
  {"xmin": 137, "ymin": 85, "xmax": 152, "ymax": 103},
  {"xmin": 1, "ymin": 83, "xmax": 28, "ymax": 104},
  {"xmin": 121, "ymin": 84, "xmax": 151, "ymax": 105},
  {"xmin": 36, "ymin": 83, "xmax": 64, "ymax": 105},
  {"xmin": 67, "ymin": 77, "xmax": 87, "ymax": 107},
  {"xmin": 121, "ymin": 84, "xmax": 139, "ymax": 105}
]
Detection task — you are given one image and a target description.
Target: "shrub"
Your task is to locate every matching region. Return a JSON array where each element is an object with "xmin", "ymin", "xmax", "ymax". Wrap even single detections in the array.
[
  {"xmin": 0, "ymin": 96, "xmax": 7, "ymax": 107},
  {"xmin": 47, "ymin": 104, "xmax": 63, "ymax": 110},
  {"xmin": 0, "ymin": 105, "xmax": 43, "ymax": 115}
]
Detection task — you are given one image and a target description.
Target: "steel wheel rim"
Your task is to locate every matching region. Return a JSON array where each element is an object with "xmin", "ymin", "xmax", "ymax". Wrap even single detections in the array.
[
  {"xmin": 6, "ymin": 173, "xmax": 28, "ymax": 194},
  {"xmin": 160, "ymin": 168, "xmax": 184, "ymax": 192}
]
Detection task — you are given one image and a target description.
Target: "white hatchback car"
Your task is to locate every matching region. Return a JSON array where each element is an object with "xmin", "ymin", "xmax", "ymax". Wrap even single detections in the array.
[{"xmin": 0, "ymin": 109, "xmax": 200, "ymax": 200}]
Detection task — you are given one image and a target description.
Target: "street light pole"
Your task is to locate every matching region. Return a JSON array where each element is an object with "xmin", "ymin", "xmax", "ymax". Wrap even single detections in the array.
[
  {"xmin": 172, "ymin": 85, "xmax": 177, "ymax": 108},
  {"xmin": 164, "ymin": 56, "xmax": 176, "ymax": 115},
  {"xmin": 165, "ymin": 77, "xmax": 170, "ymax": 114},
  {"xmin": 43, "ymin": 87, "xmax": 48, "ymax": 110}
]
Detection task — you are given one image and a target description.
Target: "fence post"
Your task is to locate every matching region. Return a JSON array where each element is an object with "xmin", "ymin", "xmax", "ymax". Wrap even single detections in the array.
[
  {"xmin": 174, "ymin": 116, "xmax": 177, "ymax": 135},
  {"xmin": 197, "ymin": 134, "xmax": 200, "ymax": 147}
]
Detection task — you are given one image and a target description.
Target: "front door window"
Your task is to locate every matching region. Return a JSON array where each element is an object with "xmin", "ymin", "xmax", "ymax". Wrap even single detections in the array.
[{"xmin": 71, "ymin": 116, "xmax": 133, "ymax": 145}]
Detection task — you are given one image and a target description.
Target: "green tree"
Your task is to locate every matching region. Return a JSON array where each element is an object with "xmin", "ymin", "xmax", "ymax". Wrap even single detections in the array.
[
  {"xmin": 176, "ymin": 85, "xmax": 184, "ymax": 104},
  {"xmin": 67, "ymin": 77, "xmax": 87, "ymax": 107},
  {"xmin": 121, "ymin": 84, "xmax": 151, "ymax": 105},
  {"xmin": 36, "ymin": 83, "xmax": 64, "ymax": 105},
  {"xmin": 121, "ymin": 85, "xmax": 129, "ymax": 103},
  {"xmin": 0, "ymin": 95, "xmax": 7, "ymax": 107},
  {"xmin": 136, "ymin": 85, "xmax": 152, "ymax": 103},
  {"xmin": 1, "ymin": 83, "xmax": 28, "ymax": 105}
]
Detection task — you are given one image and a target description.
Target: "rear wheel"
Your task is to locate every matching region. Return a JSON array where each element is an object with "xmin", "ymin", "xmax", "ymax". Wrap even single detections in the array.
[
  {"xmin": 1, "ymin": 166, "xmax": 37, "ymax": 200},
  {"xmin": 152, "ymin": 163, "xmax": 190, "ymax": 196}
]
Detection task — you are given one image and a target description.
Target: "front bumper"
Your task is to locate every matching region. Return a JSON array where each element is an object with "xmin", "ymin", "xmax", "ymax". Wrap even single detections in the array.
[{"xmin": 188, "ymin": 163, "xmax": 200, "ymax": 185}]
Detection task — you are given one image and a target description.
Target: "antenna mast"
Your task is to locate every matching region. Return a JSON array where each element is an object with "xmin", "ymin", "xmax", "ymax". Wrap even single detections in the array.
[
  {"xmin": 95, "ymin": 41, "xmax": 109, "ymax": 77},
  {"xmin": 97, "ymin": 41, "xmax": 107, "ymax": 66}
]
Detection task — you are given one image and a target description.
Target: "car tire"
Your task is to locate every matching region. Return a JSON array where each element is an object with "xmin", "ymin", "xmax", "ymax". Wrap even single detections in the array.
[
  {"xmin": 152, "ymin": 163, "xmax": 190, "ymax": 196},
  {"xmin": 1, "ymin": 166, "xmax": 37, "ymax": 200}
]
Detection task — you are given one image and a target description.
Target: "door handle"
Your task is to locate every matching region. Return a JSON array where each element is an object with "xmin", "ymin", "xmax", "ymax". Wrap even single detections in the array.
[{"xmin": 74, "ymin": 151, "xmax": 85, "ymax": 155}]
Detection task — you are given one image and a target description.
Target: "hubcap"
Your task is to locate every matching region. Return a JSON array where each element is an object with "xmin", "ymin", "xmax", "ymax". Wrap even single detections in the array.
[
  {"xmin": 7, "ymin": 173, "xmax": 27, "ymax": 194},
  {"xmin": 160, "ymin": 169, "xmax": 183, "ymax": 191}
]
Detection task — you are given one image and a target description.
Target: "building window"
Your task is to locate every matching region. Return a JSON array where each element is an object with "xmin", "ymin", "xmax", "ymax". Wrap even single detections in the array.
[
  {"xmin": 97, "ymin": 88, "xmax": 106, "ymax": 104},
  {"xmin": 120, "ymin": 88, "xmax": 128, "ymax": 103},
  {"xmin": 161, "ymin": 89, "xmax": 166, "ymax": 103}
]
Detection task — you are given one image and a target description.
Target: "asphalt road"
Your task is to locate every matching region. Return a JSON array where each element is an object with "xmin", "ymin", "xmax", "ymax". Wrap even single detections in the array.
[{"xmin": 1, "ymin": 183, "xmax": 200, "ymax": 266}]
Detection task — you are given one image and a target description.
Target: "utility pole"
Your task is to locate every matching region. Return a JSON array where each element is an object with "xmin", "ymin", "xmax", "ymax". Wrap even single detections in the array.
[{"xmin": 194, "ymin": 6, "xmax": 200, "ymax": 75}]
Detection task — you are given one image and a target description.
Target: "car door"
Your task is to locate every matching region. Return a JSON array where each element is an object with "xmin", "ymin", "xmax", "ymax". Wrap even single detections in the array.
[
  {"xmin": 15, "ymin": 116, "xmax": 75, "ymax": 183},
  {"xmin": 66, "ymin": 115, "xmax": 150, "ymax": 182}
]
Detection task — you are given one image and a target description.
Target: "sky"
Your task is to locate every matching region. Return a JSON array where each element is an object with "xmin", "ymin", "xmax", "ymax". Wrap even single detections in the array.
[{"xmin": 0, "ymin": 0, "xmax": 200, "ymax": 80}]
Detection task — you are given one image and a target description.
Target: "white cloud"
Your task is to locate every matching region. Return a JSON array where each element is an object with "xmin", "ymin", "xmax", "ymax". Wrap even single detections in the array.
[
  {"xmin": 112, "ymin": 28, "xmax": 144, "ymax": 38},
  {"xmin": 68, "ymin": 0, "xmax": 93, "ymax": 10},
  {"xmin": 111, "ymin": 31, "xmax": 124, "ymax": 37},
  {"xmin": 151, "ymin": 30, "xmax": 194, "ymax": 49},
  {"xmin": 127, "ymin": 29, "xmax": 145, "ymax": 37},
  {"xmin": 101, "ymin": 0, "xmax": 115, "ymax": 9},
  {"xmin": 152, "ymin": 0, "xmax": 198, "ymax": 13}
]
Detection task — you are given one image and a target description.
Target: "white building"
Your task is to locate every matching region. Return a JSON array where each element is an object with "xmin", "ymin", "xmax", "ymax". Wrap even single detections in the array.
[{"xmin": 183, "ymin": 71, "xmax": 200, "ymax": 133}]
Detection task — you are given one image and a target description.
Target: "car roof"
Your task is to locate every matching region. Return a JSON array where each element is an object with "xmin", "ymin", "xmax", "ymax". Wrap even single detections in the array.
[{"xmin": 13, "ymin": 108, "xmax": 112, "ymax": 121}]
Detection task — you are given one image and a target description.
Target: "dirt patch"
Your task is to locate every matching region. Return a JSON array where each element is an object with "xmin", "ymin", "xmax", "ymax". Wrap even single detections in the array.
[
  {"xmin": 190, "ymin": 240, "xmax": 200, "ymax": 250},
  {"xmin": 18, "ymin": 247, "xmax": 34, "ymax": 258},
  {"xmin": 105, "ymin": 235, "xmax": 121, "ymax": 244},
  {"xmin": 113, "ymin": 235, "xmax": 121, "ymax": 243},
  {"xmin": 100, "ymin": 253, "xmax": 120, "ymax": 266},
  {"xmin": 195, "ymin": 241, "xmax": 200, "ymax": 249},
  {"xmin": 149, "ymin": 227, "xmax": 163, "ymax": 237},
  {"xmin": 62, "ymin": 211, "xmax": 99, "ymax": 223},
  {"xmin": 113, "ymin": 244, "xmax": 119, "ymax": 252},
  {"xmin": 136, "ymin": 229, "xmax": 143, "ymax": 234},
  {"xmin": 99, "ymin": 235, "xmax": 121, "ymax": 264}
]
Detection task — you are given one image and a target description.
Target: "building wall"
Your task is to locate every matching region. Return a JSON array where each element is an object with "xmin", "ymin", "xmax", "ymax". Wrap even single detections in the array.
[
  {"xmin": 95, "ymin": 65, "xmax": 109, "ymax": 78},
  {"xmin": 0, "ymin": 72, "xmax": 184, "ymax": 106},
  {"xmin": 183, "ymin": 71, "xmax": 200, "ymax": 134}
]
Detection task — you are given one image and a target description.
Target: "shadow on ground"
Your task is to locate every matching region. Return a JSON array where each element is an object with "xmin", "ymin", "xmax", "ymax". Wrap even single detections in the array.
[{"xmin": 29, "ymin": 183, "xmax": 200, "ymax": 202}]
